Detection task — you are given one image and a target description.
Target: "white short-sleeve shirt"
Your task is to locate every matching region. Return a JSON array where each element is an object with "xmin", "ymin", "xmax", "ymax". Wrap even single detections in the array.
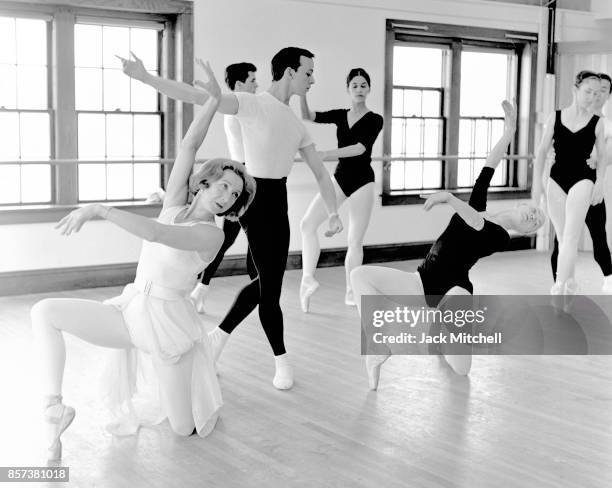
[
  {"xmin": 223, "ymin": 115, "xmax": 244, "ymax": 162},
  {"xmin": 234, "ymin": 92, "xmax": 313, "ymax": 178}
]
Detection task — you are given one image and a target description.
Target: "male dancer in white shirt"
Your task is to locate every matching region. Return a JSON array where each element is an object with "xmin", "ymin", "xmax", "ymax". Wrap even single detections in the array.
[{"xmin": 121, "ymin": 48, "xmax": 342, "ymax": 390}]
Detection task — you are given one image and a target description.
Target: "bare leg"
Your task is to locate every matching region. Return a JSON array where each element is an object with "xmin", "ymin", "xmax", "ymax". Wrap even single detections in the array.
[
  {"xmin": 299, "ymin": 178, "xmax": 347, "ymax": 312},
  {"xmin": 438, "ymin": 286, "xmax": 473, "ymax": 376},
  {"xmin": 344, "ymin": 182, "xmax": 375, "ymax": 306}
]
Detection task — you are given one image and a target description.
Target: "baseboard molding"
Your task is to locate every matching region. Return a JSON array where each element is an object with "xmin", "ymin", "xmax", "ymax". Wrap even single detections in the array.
[{"xmin": 0, "ymin": 236, "xmax": 535, "ymax": 296}]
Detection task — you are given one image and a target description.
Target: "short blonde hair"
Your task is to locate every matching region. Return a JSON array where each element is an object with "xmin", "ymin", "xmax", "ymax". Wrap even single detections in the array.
[{"xmin": 189, "ymin": 158, "xmax": 256, "ymax": 221}]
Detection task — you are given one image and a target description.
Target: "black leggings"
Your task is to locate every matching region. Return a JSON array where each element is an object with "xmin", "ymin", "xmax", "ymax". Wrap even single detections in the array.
[
  {"xmin": 219, "ymin": 178, "xmax": 290, "ymax": 356},
  {"xmin": 200, "ymin": 218, "xmax": 256, "ymax": 285},
  {"xmin": 551, "ymin": 201, "xmax": 612, "ymax": 280}
]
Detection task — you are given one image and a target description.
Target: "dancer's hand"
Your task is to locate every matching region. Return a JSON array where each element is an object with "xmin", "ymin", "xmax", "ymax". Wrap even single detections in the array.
[
  {"xmin": 324, "ymin": 213, "xmax": 343, "ymax": 237},
  {"xmin": 502, "ymin": 99, "xmax": 517, "ymax": 134},
  {"xmin": 54, "ymin": 204, "xmax": 102, "ymax": 235},
  {"xmin": 586, "ymin": 155, "xmax": 597, "ymax": 170},
  {"xmin": 116, "ymin": 51, "xmax": 147, "ymax": 82},
  {"xmin": 421, "ymin": 191, "xmax": 451, "ymax": 211},
  {"xmin": 592, "ymin": 179, "xmax": 604, "ymax": 205},
  {"xmin": 193, "ymin": 59, "xmax": 222, "ymax": 101}
]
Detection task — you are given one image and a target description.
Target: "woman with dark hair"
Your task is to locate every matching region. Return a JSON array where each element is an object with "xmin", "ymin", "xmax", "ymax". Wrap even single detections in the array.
[
  {"xmin": 299, "ymin": 68, "xmax": 383, "ymax": 311},
  {"xmin": 533, "ymin": 70, "xmax": 608, "ymax": 295},
  {"xmin": 31, "ymin": 72, "xmax": 255, "ymax": 461}
]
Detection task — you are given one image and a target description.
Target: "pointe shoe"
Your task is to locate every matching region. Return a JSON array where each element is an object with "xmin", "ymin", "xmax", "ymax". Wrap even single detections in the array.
[
  {"xmin": 344, "ymin": 289, "xmax": 356, "ymax": 307},
  {"xmin": 299, "ymin": 277, "xmax": 319, "ymax": 313},
  {"xmin": 563, "ymin": 278, "xmax": 579, "ymax": 312},
  {"xmin": 602, "ymin": 275, "xmax": 612, "ymax": 294},
  {"xmin": 273, "ymin": 363, "xmax": 294, "ymax": 390},
  {"xmin": 365, "ymin": 354, "xmax": 390, "ymax": 390},
  {"xmin": 190, "ymin": 283, "xmax": 210, "ymax": 314},
  {"xmin": 208, "ymin": 327, "xmax": 229, "ymax": 365},
  {"xmin": 44, "ymin": 400, "xmax": 75, "ymax": 462},
  {"xmin": 550, "ymin": 281, "xmax": 564, "ymax": 311}
]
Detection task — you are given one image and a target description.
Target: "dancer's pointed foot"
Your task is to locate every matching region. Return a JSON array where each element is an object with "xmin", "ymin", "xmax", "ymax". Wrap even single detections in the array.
[
  {"xmin": 208, "ymin": 327, "xmax": 229, "ymax": 364},
  {"xmin": 190, "ymin": 283, "xmax": 210, "ymax": 314},
  {"xmin": 602, "ymin": 275, "xmax": 612, "ymax": 294},
  {"xmin": 344, "ymin": 289, "xmax": 356, "ymax": 307},
  {"xmin": 365, "ymin": 354, "xmax": 390, "ymax": 390},
  {"xmin": 300, "ymin": 276, "xmax": 319, "ymax": 313},
  {"xmin": 44, "ymin": 396, "xmax": 75, "ymax": 462},
  {"xmin": 564, "ymin": 278, "xmax": 579, "ymax": 312},
  {"xmin": 273, "ymin": 354, "xmax": 293, "ymax": 390}
]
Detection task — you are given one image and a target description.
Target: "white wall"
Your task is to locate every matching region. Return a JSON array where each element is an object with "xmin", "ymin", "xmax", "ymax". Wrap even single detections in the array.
[{"xmin": 1, "ymin": 0, "xmax": 606, "ymax": 272}]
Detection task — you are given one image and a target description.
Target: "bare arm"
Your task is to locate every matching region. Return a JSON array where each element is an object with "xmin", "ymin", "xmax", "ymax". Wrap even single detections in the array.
[
  {"xmin": 55, "ymin": 205, "xmax": 224, "ymax": 260},
  {"xmin": 300, "ymin": 95, "xmax": 316, "ymax": 121},
  {"xmin": 164, "ymin": 96, "xmax": 219, "ymax": 209},
  {"xmin": 299, "ymin": 143, "xmax": 343, "ymax": 236},
  {"xmin": 422, "ymin": 192, "xmax": 484, "ymax": 231},
  {"xmin": 319, "ymin": 144, "xmax": 366, "ymax": 160}
]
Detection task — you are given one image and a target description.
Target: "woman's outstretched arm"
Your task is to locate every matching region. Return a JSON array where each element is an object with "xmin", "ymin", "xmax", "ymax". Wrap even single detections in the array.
[{"xmin": 422, "ymin": 192, "xmax": 484, "ymax": 231}]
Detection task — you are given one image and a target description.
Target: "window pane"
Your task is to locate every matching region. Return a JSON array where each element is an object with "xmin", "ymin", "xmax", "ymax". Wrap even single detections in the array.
[
  {"xmin": 423, "ymin": 161, "xmax": 442, "ymax": 188},
  {"xmin": 474, "ymin": 119, "xmax": 489, "ymax": 156},
  {"xmin": 103, "ymin": 69, "xmax": 130, "ymax": 111},
  {"xmin": 391, "ymin": 119, "xmax": 404, "ymax": 156},
  {"xmin": 78, "ymin": 114, "xmax": 106, "ymax": 160},
  {"xmin": 106, "ymin": 114, "xmax": 132, "ymax": 159},
  {"xmin": 102, "ymin": 26, "xmax": 129, "ymax": 69},
  {"xmin": 130, "ymin": 28, "xmax": 158, "ymax": 71},
  {"xmin": 403, "ymin": 90, "xmax": 421, "ymax": 117},
  {"xmin": 460, "ymin": 51, "xmax": 510, "ymax": 117},
  {"xmin": 458, "ymin": 119, "xmax": 473, "ymax": 155},
  {"xmin": 79, "ymin": 163, "xmax": 106, "ymax": 201},
  {"xmin": 131, "ymin": 75, "xmax": 158, "ymax": 112},
  {"xmin": 134, "ymin": 163, "xmax": 160, "ymax": 198},
  {"xmin": 20, "ymin": 113, "xmax": 49, "ymax": 160},
  {"xmin": 75, "ymin": 68, "xmax": 103, "ymax": 111},
  {"xmin": 17, "ymin": 65, "xmax": 47, "ymax": 109},
  {"xmin": 404, "ymin": 161, "xmax": 423, "ymax": 189},
  {"xmin": 389, "ymin": 161, "xmax": 405, "ymax": 190},
  {"xmin": 423, "ymin": 119, "xmax": 441, "ymax": 156},
  {"xmin": 15, "ymin": 18, "xmax": 46, "ymax": 65},
  {"xmin": 0, "ymin": 17, "xmax": 16, "ymax": 64},
  {"xmin": 457, "ymin": 159, "xmax": 472, "ymax": 187},
  {"xmin": 0, "ymin": 112, "xmax": 19, "ymax": 160},
  {"xmin": 404, "ymin": 119, "xmax": 421, "ymax": 157},
  {"xmin": 422, "ymin": 91, "xmax": 440, "ymax": 117},
  {"xmin": 106, "ymin": 163, "xmax": 133, "ymax": 200},
  {"xmin": 133, "ymin": 115, "xmax": 160, "ymax": 158},
  {"xmin": 393, "ymin": 46, "xmax": 445, "ymax": 87},
  {"xmin": 0, "ymin": 65, "xmax": 17, "ymax": 109},
  {"xmin": 74, "ymin": 24, "xmax": 102, "ymax": 68},
  {"xmin": 0, "ymin": 165, "xmax": 20, "ymax": 203},
  {"xmin": 392, "ymin": 89, "xmax": 403, "ymax": 117},
  {"xmin": 21, "ymin": 164, "xmax": 51, "ymax": 203}
]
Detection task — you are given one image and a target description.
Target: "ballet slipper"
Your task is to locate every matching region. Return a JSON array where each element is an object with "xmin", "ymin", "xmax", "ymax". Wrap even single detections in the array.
[
  {"xmin": 299, "ymin": 276, "xmax": 319, "ymax": 313},
  {"xmin": 602, "ymin": 275, "xmax": 612, "ymax": 294},
  {"xmin": 344, "ymin": 289, "xmax": 356, "ymax": 307},
  {"xmin": 365, "ymin": 354, "xmax": 390, "ymax": 390},
  {"xmin": 273, "ymin": 354, "xmax": 293, "ymax": 390},
  {"xmin": 208, "ymin": 327, "xmax": 229, "ymax": 364},
  {"xmin": 190, "ymin": 283, "xmax": 210, "ymax": 314},
  {"xmin": 563, "ymin": 278, "xmax": 579, "ymax": 313},
  {"xmin": 44, "ymin": 396, "xmax": 75, "ymax": 462}
]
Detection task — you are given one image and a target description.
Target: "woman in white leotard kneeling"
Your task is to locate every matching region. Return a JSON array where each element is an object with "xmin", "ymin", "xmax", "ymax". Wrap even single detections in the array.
[{"xmin": 31, "ymin": 69, "xmax": 255, "ymax": 461}]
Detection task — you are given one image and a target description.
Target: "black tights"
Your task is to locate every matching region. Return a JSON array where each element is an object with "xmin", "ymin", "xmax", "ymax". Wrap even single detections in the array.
[
  {"xmin": 551, "ymin": 201, "xmax": 612, "ymax": 280},
  {"xmin": 219, "ymin": 178, "xmax": 289, "ymax": 356},
  {"xmin": 200, "ymin": 218, "xmax": 256, "ymax": 285}
]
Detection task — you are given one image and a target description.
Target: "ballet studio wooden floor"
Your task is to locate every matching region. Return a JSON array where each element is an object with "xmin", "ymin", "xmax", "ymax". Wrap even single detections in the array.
[{"xmin": 1, "ymin": 250, "xmax": 611, "ymax": 488}]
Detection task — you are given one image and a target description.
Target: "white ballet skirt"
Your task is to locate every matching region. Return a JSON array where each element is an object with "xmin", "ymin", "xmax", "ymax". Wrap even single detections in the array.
[{"xmin": 100, "ymin": 205, "xmax": 222, "ymax": 437}]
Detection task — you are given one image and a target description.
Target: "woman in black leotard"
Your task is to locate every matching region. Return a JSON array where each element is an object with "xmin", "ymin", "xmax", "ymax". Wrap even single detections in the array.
[
  {"xmin": 299, "ymin": 68, "xmax": 384, "ymax": 312},
  {"xmin": 532, "ymin": 71, "xmax": 608, "ymax": 296},
  {"xmin": 351, "ymin": 101, "xmax": 545, "ymax": 389}
]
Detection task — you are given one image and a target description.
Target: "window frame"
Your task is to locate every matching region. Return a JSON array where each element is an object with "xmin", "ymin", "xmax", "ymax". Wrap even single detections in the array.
[
  {"xmin": 0, "ymin": 0, "xmax": 193, "ymax": 224},
  {"xmin": 383, "ymin": 19, "xmax": 537, "ymax": 205}
]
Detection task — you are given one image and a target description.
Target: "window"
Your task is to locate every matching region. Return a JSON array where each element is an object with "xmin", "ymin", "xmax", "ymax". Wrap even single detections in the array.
[
  {"xmin": 0, "ymin": 1, "xmax": 193, "ymax": 222},
  {"xmin": 75, "ymin": 21, "xmax": 162, "ymax": 202},
  {"xmin": 384, "ymin": 20, "xmax": 537, "ymax": 204},
  {"xmin": 0, "ymin": 15, "xmax": 51, "ymax": 205}
]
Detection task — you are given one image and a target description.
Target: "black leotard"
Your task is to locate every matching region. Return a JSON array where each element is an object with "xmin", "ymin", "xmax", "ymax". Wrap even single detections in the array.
[
  {"xmin": 313, "ymin": 109, "xmax": 383, "ymax": 197},
  {"xmin": 550, "ymin": 110, "xmax": 599, "ymax": 194},
  {"xmin": 417, "ymin": 167, "xmax": 510, "ymax": 307}
]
